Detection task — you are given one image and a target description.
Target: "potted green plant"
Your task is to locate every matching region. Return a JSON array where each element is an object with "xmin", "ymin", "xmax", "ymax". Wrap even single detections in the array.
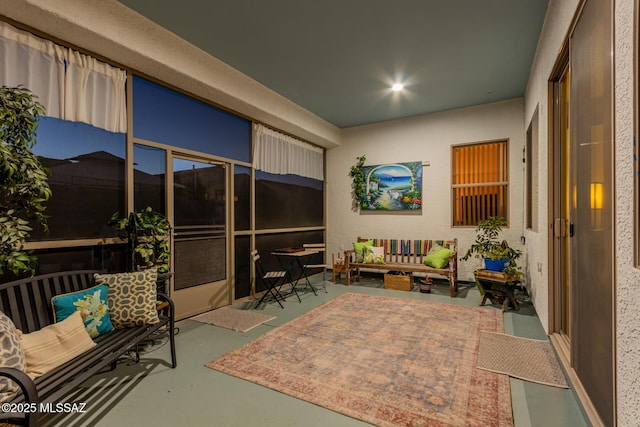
[
  {"xmin": 0, "ymin": 85, "xmax": 51, "ymax": 276},
  {"xmin": 460, "ymin": 216, "xmax": 522, "ymax": 278},
  {"xmin": 109, "ymin": 207, "xmax": 171, "ymax": 274},
  {"xmin": 349, "ymin": 155, "xmax": 367, "ymax": 210}
]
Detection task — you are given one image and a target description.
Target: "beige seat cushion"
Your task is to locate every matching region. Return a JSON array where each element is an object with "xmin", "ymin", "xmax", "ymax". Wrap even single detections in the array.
[{"xmin": 19, "ymin": 311, "xmax": 96, "ymax": 379}]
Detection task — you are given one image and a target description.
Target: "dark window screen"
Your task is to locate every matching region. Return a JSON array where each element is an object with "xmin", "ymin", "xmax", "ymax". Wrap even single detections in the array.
[
  {"xmin": 235, "ymin": 235, "xmax": 251, "ymax": 299},
  {"xmin": 234, "ymin": 165, "xmax": 251, "ymax": 231},
  {"xmin": 174, "ymin": 237, "xmax": 226, "ymax": 290},
  {"xmin": 132, "ymin": 76, "xmax": 251, "ymax": 162},
  {"xmin": 255, "ymin": 230, "xmax": 324, "ymax": 279},
  {"xmin": 36, "ymin": 245, "xmax": 126, "ymax": 275},
  {"xmin": 255, "ymin": 172, "xmax": 324, "ymax": 229}
]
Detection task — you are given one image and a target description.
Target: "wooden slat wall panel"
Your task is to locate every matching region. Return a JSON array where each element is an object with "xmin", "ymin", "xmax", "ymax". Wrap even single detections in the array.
[{"xmin": 452, "ymin": 141, "xmax": 508, "ymax": 226}]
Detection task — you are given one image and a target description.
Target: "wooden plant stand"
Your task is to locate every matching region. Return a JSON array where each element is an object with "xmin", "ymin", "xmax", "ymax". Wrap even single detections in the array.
[{"xmin": 474, "ymin": 269, "xmax": 521, "ymax": 312}]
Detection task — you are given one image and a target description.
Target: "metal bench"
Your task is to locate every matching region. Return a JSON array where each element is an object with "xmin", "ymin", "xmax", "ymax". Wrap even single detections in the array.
[{"xmin": 0, "ymin": 270, "xmax": 177, "ymax": 427}]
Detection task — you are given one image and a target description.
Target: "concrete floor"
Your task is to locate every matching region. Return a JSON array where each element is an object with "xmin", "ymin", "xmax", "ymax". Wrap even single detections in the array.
[{"xmin": 40, "ymin": 275, "xmax": 591, "ymax": 427}]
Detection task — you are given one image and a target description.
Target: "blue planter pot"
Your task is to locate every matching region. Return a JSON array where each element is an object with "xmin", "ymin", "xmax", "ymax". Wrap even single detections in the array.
[{"xmin": 484, "ymin": 258, "xmax": 509, "ymax": 272}]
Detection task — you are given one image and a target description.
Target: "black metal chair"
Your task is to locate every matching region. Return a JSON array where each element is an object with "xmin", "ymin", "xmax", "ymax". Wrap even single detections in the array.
[{"xmin": 251, "ymin": 249, "xmax": 291, "ymax": 308}]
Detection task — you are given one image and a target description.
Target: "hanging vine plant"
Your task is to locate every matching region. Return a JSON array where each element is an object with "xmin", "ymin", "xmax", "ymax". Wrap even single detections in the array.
[
  {"xmin": 349, "ymin": 155, "xmax": 367, "ymax": 210},
  {"xmin": 109, "ymin": 207, "xmax": 171, "ymax": 274}
]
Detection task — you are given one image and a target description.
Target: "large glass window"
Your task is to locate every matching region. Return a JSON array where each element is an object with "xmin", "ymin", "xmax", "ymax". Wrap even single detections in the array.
[
  {"xmin": 34, "ymin": 244, "xmax": 127, "ymax": 275},
  {"xmin": 234, "ymin": 165, "xmax": 251, "ymax": 231},
  {"xmin": 255, "ymin": 172, "xmax": 324, "ymax": 229},
  {"xmin": 451, "ymin": 140, "xmax": 508, "ymax": 226},
  {"xmin": 134, "ymin": 144, "xmax": 166, "ymax": 215},
  {"xmin": 32, "ymin": 117, "xmax": 126, "ymax": 240},
  {"xmin": 132, "ymin": 76, "xmax": 251, "ymax": 163}
]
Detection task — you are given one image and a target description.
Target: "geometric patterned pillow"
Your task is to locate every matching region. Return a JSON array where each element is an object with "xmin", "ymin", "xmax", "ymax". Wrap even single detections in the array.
[
  {"xmin": 95, "ymin": 268, "xmax": 159, "ymax": 329},
  {"xmin": 0, "ymin": 311, "xmax": 27, "ymax": 403}
]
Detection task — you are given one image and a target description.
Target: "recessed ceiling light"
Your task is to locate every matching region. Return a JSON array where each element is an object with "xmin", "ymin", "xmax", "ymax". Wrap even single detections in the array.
[{"xmin": 391, "ymin": 83, "xmax": 404, "ymax": 92}]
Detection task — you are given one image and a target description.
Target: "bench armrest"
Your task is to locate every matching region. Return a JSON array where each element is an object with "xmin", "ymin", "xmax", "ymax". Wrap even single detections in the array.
[
  {"xmin": 156, "ymin": 292, "xmax": 175, "ymax": 319},
  {"xmin": 0, "ymin": 367, "xmax": 38, "ymax": 404},
  {"xmin": 343, "ymin": 250, "xmax": 356, "ymax": 264},
  {"xmin": 0, "ymin": 368, "xmax": 38, "ymax": 426}
]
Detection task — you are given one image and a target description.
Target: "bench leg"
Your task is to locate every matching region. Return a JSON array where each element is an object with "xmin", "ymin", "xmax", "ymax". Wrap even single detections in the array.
[
  {"xmin": 133, "ymin": 347, "xmax": 141, "ymax": 364},
  {"xmin": 159, "ymin": 293, "xmax": 178, "ymax": 368},
  {"xmin": 167, "ymin": 301, "xmax": 177, "ymax": 368},
  {"xmin": 169, "ymin": 326, "xmax": 177, "ymax": 369}
]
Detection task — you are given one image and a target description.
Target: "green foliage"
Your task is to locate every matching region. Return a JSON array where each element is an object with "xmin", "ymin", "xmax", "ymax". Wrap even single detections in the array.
[
  {"xmin": 461, "ymin": 216, "xmax": 522, "ymax": 277},
  {"xmin": 109, "ymin": 207, "xmax": 171, "ymax": 273},
  {"xmin": 0, "ymin": 86, "xmax": 50, "ymax": 276},
  {"xmin": 348, "ymin": 155, "xmax": 366, "ymax": 210}
]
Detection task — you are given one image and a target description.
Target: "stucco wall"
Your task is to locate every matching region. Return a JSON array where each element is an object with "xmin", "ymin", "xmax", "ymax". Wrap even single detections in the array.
[
  {"xmin": 614, "ymin": 1, "xmax": 640, "ymax": 425},
  {"xmin": 326, "ymin": 98, "xmax": 525, "ymax": 282}
]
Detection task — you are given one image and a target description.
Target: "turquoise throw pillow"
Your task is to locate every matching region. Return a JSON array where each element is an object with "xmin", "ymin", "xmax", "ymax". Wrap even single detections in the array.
[
  {"xmin": 51, "ymin": 284, "xmax": 114, "ymax": 338},
  {"xmin": 424, "ymin": 248, "xmax": 455, "ymax": 269},
  {"xmin": 353, "ymin": 240, "xmax": 374, "ymax": 263}
]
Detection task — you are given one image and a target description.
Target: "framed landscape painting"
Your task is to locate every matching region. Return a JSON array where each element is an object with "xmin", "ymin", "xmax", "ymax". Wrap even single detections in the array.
[{"xmin": 360, "ymin": 161, "xmax": 422, "ymax": 211}]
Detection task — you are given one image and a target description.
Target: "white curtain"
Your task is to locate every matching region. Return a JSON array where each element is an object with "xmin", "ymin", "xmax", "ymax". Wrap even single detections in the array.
[
  {"xmin": 253, "ymin": 124, "xmax": 324, "ymax": 181},
  {"xmin": 0, "ymin": 21, "xmax": 65, "ymax": 119},
  {"xmin": 63, "ymin": 50, "xmax": 127, "ymax": 132},
  {"xmin": 0, "ymin": 21, "xmax": 126, "ymax": 133}
]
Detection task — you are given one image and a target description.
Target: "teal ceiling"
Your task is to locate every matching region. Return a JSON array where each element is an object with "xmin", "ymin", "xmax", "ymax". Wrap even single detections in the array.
[{"xmin": 118, "ymin": 0, "xmax": 548, "ymax": 128}]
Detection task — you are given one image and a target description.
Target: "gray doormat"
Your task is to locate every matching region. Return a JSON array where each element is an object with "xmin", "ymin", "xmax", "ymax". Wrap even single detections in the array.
[
  {"xmin": 476, "ymin": 332, "xmax": 569, "ymax": 388},
  {"xmin": 191, "ymin": 306, "xmax": 276, "ymax": 332}
]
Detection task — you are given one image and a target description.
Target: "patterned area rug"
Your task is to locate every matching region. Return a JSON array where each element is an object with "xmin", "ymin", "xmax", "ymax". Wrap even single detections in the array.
[
  {"xmin": 477, "ymin": 332, "xmax": 569, "ymax": 388},
  {"xmin": 206, "ymin": 293, "xmax": 513, "ymax": 426},
  {"xmin": 191, "ymin": 307, "xmax": 276, "ymax": 332}
]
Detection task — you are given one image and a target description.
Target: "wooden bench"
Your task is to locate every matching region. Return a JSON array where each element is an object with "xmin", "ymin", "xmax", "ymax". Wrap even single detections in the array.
[
  {"xmin": 344, "ymin": 238, "xmax": 459, "ymax": 297},
  {"xmin": 0, "ymin": 270, "xmax": 177, "ymax": 427}
]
